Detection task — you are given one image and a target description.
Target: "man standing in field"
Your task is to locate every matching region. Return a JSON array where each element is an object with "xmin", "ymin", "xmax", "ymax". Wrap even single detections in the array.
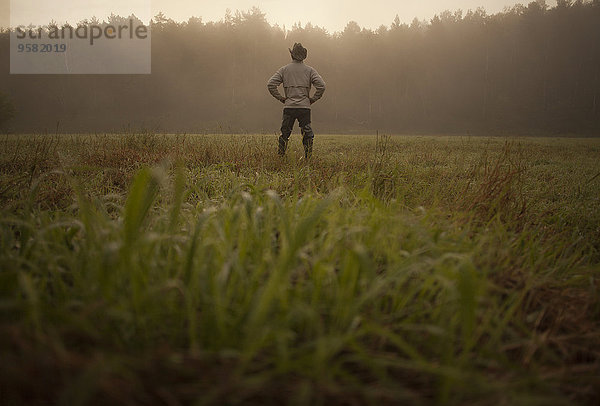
[{"xmin": 268, "ymin": 43, "xmax": 326, "ymax": 159}]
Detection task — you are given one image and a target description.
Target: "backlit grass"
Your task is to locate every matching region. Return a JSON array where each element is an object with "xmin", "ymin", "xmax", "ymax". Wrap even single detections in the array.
[{"xmin": 1, "ymin": 134, "xmax": 599, "ymax": 405}]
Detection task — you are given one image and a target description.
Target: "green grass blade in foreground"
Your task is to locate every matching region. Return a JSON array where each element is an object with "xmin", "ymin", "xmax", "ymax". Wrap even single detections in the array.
[{"xmin": 123, "ymin": 167, "xmax": 161, "ymax": 248}]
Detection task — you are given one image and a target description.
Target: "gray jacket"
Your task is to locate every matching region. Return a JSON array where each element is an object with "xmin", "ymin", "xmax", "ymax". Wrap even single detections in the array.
[{"xmin": 267, "ymin": 61, "xmax": 326, "ymax": 109}]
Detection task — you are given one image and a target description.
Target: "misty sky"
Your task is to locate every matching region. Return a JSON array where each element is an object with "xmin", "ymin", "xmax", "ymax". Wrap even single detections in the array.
[{"xmin": 5, "ymin": 0, "xmax": 558, "ymax": 32}]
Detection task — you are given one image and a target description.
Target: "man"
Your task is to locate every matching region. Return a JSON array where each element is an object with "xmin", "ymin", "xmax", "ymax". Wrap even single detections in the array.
[{"xmin": 267, "ymin": 43, "xmax": 326, "ymax": 158}]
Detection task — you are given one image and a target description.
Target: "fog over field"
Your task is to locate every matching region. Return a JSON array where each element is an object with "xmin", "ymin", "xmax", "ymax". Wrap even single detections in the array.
[
  {"xmin": 1, "ymin": 1, "xmax": 598, "ymax": 134},
  {"xmin": 7, "ymin": 0, "xmax": 559, "ymax": 32}
]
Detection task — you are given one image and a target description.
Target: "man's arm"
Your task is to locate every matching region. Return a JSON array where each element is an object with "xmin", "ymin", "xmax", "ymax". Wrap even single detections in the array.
[
  {"xmin": 309, "ymin": 68, "xmax": 326, "ymax": 104},
  {"xmin": 267, "ymin": 68, "xmax": 286, "ymax": 103}
]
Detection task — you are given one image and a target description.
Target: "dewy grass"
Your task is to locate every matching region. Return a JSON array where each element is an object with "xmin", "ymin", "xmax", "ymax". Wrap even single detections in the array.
[{"xmin": 0, "ymin": 134, "xmax": 599, "ymax": 405}]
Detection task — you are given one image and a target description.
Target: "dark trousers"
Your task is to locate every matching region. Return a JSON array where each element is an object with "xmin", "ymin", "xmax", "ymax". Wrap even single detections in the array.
[{"xmin": 278, "ymin": 108, "xmax": 314, "ymax": 158}]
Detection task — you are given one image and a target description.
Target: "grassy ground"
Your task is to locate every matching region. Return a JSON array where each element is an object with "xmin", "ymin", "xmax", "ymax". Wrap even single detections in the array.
[{"xmin": 0, "ymin": 133, "xmax": 599, "ymax": 405}]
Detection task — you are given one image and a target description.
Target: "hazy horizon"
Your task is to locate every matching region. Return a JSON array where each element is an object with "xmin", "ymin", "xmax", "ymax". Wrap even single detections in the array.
[{"xmin": 4, "ymin": 0, "xmax": 559, "ymax": 32}]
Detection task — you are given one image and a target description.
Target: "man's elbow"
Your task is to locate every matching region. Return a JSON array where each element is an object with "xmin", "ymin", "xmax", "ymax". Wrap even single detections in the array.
[{"xmin": 267, "ymin": 76, "xmax": 277, "ymax": 87}]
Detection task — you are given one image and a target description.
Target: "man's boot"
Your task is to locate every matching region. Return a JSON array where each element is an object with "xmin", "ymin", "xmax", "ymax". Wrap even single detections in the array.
[
  {"xmin": 301, "ymin": 124, "xmax": 314, "ymax": 159},
  {"xmin": 303, "ymin": 137, "xmax": 313, "ymax": 159},
  {"xmin": 278, "ymin": 135, "xmax": 288, "ymax": 156}
]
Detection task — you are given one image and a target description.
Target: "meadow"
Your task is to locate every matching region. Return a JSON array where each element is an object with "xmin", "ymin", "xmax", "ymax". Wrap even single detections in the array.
[{"xmin": 0, "ymin": 133, "xmax": 598, "ymax": 405}]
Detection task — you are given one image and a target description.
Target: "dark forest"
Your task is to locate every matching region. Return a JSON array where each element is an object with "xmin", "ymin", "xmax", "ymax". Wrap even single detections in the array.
[{"xmin": 1, "ymin": 0, "xmax": 599, "ymax": 134}]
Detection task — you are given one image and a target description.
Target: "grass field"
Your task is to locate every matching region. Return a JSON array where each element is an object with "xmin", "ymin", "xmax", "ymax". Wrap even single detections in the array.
[{"xmin": 0, "ymin": 133, "xmax": 599, "ymax": 405}]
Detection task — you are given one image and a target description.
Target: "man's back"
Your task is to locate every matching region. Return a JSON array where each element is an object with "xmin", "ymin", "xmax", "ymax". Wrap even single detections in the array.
[{"xmin": 267, "ymin": 60, "xmax": 326, "ymax": 109}]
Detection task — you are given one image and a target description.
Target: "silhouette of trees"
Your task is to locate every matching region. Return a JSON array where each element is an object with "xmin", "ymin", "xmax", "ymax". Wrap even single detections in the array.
[
  {"xmin": 0, "ymin": 1, "xmax": 599, "ymax": 134},
  {"xmin": 0, "ymin": 92, "xmax": 14, "ymax": 130}
]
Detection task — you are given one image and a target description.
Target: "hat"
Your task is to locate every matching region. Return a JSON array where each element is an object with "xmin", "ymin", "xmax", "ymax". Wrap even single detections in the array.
[{"xmin": 289, "ymin": 43, "xmax": 307, "ymax": 61}]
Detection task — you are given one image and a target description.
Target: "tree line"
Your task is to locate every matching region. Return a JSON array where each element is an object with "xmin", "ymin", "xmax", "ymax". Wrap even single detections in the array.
[{"xmin": 0, "ymin": 0, "xmax": 599, "ymax": 134}]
